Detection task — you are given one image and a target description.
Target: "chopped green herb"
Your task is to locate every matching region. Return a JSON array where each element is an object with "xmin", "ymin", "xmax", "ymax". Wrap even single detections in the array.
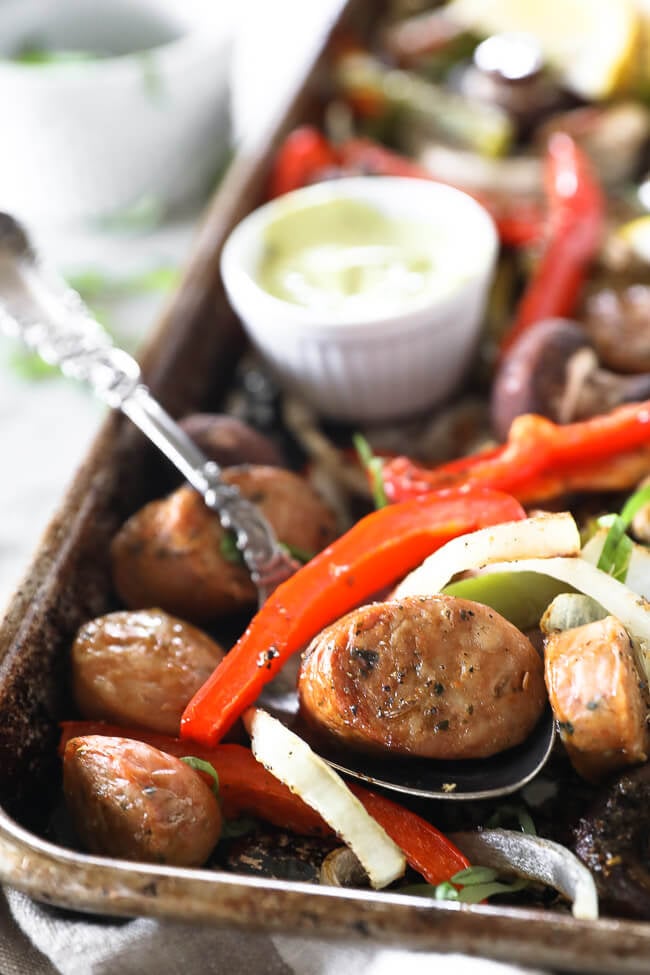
[
  {"xmin": 353, "ymin": 433, "xmax": 388, "ymax": 509},
  {"xmin": 451, "ymin": 866, "xmax": 499, "ymax": 885},
  {"xmin": 401, "ymin": 864, "xmax": 528, "ymax": 905},
  {"xmin": 180, "ymin": 756, "xmax": 220, "ymax": 797},
  {"xmin": 280, "ymin": 541, "xmax": 316, "ymax": 564},
  {"xmin": 220, "ymin": 532, "xmax": 244, "ymax": 564},
  {"xmin": 487, "ymin": 803, "xmax": 536, "ymax": 835},
  {"xmin": 597, "ymin": 484, "xmax": 650, "ymax": 582},
  {"xmin": 220, "ymin": 816, "xmax": 260, "ymax": 839}
]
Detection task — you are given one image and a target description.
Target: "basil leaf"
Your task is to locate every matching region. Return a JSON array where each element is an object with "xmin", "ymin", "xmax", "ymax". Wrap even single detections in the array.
[
  {"xmin": 486, "ymin": 803, "xmax": 536, "ymax": 835},
  {"xmin": 450, "ymin": 866, "xmax": 498, "ymax": 886},
  {"xmin": 456, "ymin": 879, "xmax": 528, "ymax": 904},
  {"xmin": 220, "ymin": 816, "xmax": 259, "ymax": 839},
  {"xmin": 180, "ymin": 756, "xmax": 220, "ymax": 797}
]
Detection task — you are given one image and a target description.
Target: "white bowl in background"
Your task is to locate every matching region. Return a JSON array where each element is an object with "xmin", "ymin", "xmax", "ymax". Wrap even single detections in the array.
[
  {"xmin": 0, "ymin": 0, "xmax": 232, "ymax": 226},
  {"xmin": 221, "ymin": 176, "xmax": 499, "ymax": 424}
]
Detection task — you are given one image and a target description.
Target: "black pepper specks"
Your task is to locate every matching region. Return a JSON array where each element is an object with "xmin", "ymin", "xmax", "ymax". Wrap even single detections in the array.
[{"xmin": 257, "ymin": 647, "xmax": 280, "ymax": 670}]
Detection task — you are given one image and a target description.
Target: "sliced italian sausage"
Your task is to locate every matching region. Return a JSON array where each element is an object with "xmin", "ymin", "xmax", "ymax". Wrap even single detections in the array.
[
  {"xmin": 71, "ymin": 609, "xmax": 225, "ymax": 736},
  {"xmin": 544, "ymin": 616, "xmax": 649, "ymax": 781},
  {"xmin": 110, "ymin": 467, "xmax": 339, "ymax": 622},
  {"xmin": 63, "ymin": 735, "xmax": 222, "ymax": 867},
  {"xmin": 298, "ymin": 594, "xmax": 546, "ymax": 760}
]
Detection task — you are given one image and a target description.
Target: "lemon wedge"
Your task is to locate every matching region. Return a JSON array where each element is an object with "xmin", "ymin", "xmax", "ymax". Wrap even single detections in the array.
[{"xmin": 446, "ymin": 0, "xmax": 642, "ymax": 100}]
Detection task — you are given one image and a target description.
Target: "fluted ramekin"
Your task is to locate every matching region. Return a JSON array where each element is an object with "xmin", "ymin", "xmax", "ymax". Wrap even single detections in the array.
[{"xmin": 221, "ymin": 176, "xmax": 498, "ymax": 424}]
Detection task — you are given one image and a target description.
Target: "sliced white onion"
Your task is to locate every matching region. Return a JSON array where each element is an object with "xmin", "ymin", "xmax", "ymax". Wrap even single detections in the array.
[
  {"xmin": 489, "ymin": 557, "xmax": 650, "ymax": 683},
  {"xmin": 246, "ymin": 708, "xmax": 406, "ymax": 890},
  {"xmin": 581, "ymin": 529, "xmax": 650, "ymax": 600},
  {"xmin": 394, "ymin": 512, "xmax": 581, "ymax": 599},
  {"xmin": 450, "ymin": 829, "xmax": 598, "ymax": 921}
]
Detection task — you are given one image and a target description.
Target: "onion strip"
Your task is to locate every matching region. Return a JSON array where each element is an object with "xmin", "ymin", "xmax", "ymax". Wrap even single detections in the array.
[
  {"xmin": 246, "ymin": 708, "xmax": 406, "ymax": 890},
  {"xmin": 450, "ymin": 829, "xmax": 598, "ymax": 920},
  {"xmin": 394, "ymin": 512, "xmax": 581, "ymax": 599},
  {"xmin": 490, "ymin": 557, "xmax": 650, "ymax": 682}
]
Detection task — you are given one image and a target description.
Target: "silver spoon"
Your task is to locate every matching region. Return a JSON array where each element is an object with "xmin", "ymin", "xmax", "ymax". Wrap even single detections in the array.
[
  {"xmin": 0, "ymin": 211, "xmax": 556, "ymax": 800},
  {"xmin": 0, "ymin": 211, "xmax": 297, "ymax": 605},
  {"xmin": 261, "ymin": 667, "xmax": 556, "ymax": 802}
]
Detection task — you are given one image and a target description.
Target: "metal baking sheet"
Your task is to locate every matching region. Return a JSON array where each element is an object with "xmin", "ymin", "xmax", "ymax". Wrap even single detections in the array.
[{"xmin": 1, "ymin": 2, "xmax": 650, "ymax": 970}]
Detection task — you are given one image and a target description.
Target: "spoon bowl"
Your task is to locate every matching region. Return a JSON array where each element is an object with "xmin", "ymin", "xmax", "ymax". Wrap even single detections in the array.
[
  {"xmin": 260, "ymin": 666, "xmax": 557, "ymax": 801},
  {"xmin": 316, "ymin": 707, "xmax": 556, "ymax": 801}
]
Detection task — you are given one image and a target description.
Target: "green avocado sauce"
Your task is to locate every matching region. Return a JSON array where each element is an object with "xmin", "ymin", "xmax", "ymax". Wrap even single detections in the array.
[{"xmin": 256, "ymin": 197, "xmax": 447, "ymax": 314}]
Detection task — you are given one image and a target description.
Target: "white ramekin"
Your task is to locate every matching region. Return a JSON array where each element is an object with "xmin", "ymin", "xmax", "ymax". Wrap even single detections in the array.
[
  {"xmin": 0, "ymin": 0, "xmax": 232, "ymax": 226},
  {"xmin": 220, "ymin": 176, "xmax": 499, "ymax": 424}
]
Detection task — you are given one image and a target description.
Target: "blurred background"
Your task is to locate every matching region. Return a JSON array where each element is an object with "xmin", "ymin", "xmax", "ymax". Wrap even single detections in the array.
[
  {"xmin": 4, "ymin": 0, "xmax": 650, "ymax": 611},
  {"xmin": 0, "ymin": 0, "xmax": 338, "ymax": 608}
]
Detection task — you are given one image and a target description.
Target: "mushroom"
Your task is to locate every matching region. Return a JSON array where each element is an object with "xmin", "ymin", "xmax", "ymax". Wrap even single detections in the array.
[
  {"xmin": 573, "ymin": 762, "xmax": 650, "ymax": 920},
  {"xmin": 179, "ymin": 413, "xmax": 284, "ymax": 468},
  {"xmin": 581, "ymin": 284, "xmax": 650, "ymax": 375},
  {"xmin": 490, "ymin": 318, "xmax": 650, "ymax": 441},
  {"xmin": 457, "ymin": 33, "xmax": 567, "ymax": 135},
  {"xmin": 319, "ymin": 846, "xmax": 370, "ymax": 888}
]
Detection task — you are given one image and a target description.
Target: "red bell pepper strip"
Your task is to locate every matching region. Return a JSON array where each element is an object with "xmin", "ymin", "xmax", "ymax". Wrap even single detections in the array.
[
  {"xmin": 266, "ymin": 127, "xmax": 543, "ymax": 247},
  {"xmin": 267, "ymin": 125, "xmax": 340, "ymax": 199},
  {"xmin": 336, "ymin": 137, "xmax": 544, "ymax": 248},
  {"xmin": 382, "ymin": 402, "xmax": 650, "ymax": 505},
  {"xmin": 59, "ymin": 721, "xmax": 469, "ymax": 884},
  {"xmin": 180, "ymin": 488, "xmax": 525, "ymax": 747},
  {"xmin": 499, "ymin": 133, "xmax": 604, "ymax": 356},
  {"xmin": 347, "ymin": 783, "xmax": 469, "ymax": 885},
  {"xmin": 59, "ymin": 721, "xmax": 330, "ymax": 837}
]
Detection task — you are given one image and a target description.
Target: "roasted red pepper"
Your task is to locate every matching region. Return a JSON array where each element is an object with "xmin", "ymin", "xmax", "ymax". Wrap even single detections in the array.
[
  {"xmin": 499, "ymin": 133, "xmax": 604, "ymax": 356},
  {"xmin": 336, "ymin": 138, "xmax": 544, "ymax": 248},
  {"xmin": 267, "ymin": 125, "xmax": 339, "ymax": 199},
  {"xmin": 266, "ymin": 128, "xmax": 542, "ymax": 247},
  {"xmin": 347, "ymin": 783, "xmax": 469, "ymax": 885},
  {"xmin": 59, "ymin": 722, "xmax": 469, "ymax": 885},
  {"xmin": 383, "ymin": 403, "xmax": 650, "ymax": 505},
  {"xmin": 180, "ymin": 488, "xmax": 524, "ymax": 747}
]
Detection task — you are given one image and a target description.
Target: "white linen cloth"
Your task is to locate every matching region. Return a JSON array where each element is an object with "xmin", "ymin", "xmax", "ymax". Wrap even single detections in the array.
[{"xmin": 1, "ymin": 886, "xmax": 546, "ymax": 975}]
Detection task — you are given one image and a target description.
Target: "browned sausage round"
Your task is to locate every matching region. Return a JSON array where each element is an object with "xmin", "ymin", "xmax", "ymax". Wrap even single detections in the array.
[
  {"xmin": 298, "ymin": 594, "xmax": 546, "ymax": 760},
  {"xmin": 63, "ymin": 736, "xmax": 222, "ymax": 866},
  {"xmin": 71, "ymin": 609, "xmax": 226, "ymax": 736},
  {"xmin": 110, "ymin": 466, "xmax": 339, "ymax": 622}
]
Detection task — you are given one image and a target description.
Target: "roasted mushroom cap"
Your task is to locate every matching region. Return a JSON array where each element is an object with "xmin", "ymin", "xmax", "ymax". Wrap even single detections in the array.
[
  {"xmin": 582, "ymin": 283, "xmax": 650, "ymax": 374},
  {"xmin": 179, "ymin": 414, "xmax": 284, "ymax": 469},
  {"xmin": 573, "ymin": 762, "xmax": 650, "ymax": 920},
  {"xmin": 491, "ymin": 317, "xmax": 650, "ymax": 440},
  {"xmin": 490, "ymin": 318, "xmax": 589, "ymax": 440}
]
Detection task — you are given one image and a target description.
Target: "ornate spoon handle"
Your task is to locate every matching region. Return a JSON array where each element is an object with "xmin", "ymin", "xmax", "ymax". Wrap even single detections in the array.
[{"xmin": 0, "ymin": 212, "xmax": 296, "ymax": 604}]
